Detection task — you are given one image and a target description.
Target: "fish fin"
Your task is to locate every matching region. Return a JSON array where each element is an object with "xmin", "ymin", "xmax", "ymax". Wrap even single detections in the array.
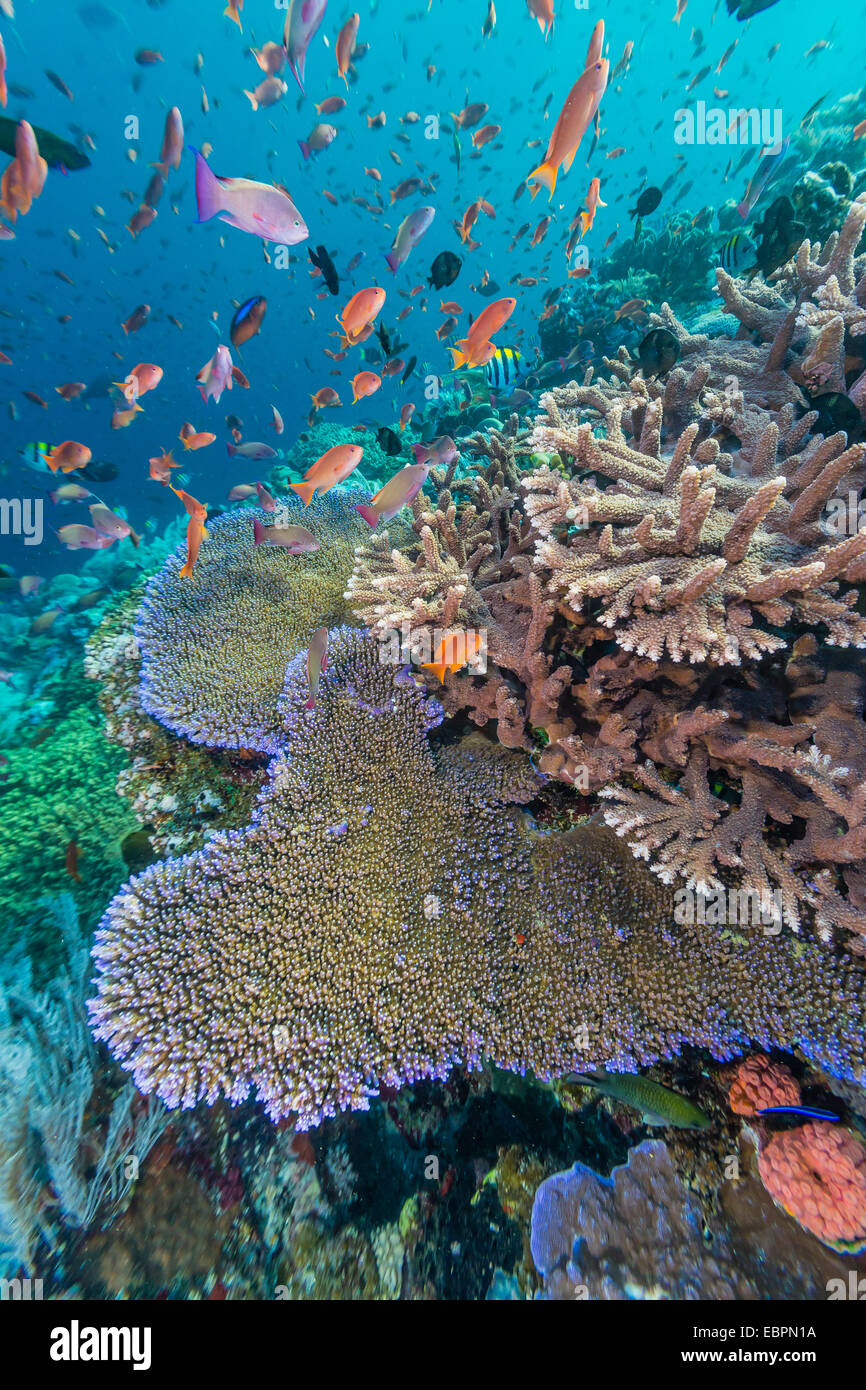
[
  {"xmin": 565, "ymin": 1071, "xmax": 601, "ymax": 1086},
  {"xmin": 420, "ymin": 661, "xmax": 448, "ymax": 684},
  {"xmin": 563, "ymin": 148, "xmax": 577, "ymax": 173},
  {"xmin": 384, "ymin": 250, "xmax": 400, "ymax": 273},
  {"xmin": 189, "ymin": 145, "xmax": 225, "ymax": 224},
  {"xmin": 253, "ymin": 519, "xmax": 264, "ymax": 545},
  {"xmin": 289, "ymin": 481, "xmax": 317, "ymax": 507},
  {"xmin": 353, "ymin": 503, "xmax": 379, "ymax": 528},
  {"xmin": 226, "ymin": 443, "xmax": 236, "ymax": 457},
  {"xmin": 527, "ymin": 160, "xmax": 557, "ymax": 200},
  {"xmin": 298, "ymin": 140, "xmax": 311, "ymax": 160},
  {"xmin": 179, "ymin": 560, "xmax": 194, "ymax": 578},
  {"xmin": 244, "ymin": 91, "xmax": 259, "ymax": 112},
  {"xmin": 304, "ymin": 696, "xmax": 315, "ymax": 710}
]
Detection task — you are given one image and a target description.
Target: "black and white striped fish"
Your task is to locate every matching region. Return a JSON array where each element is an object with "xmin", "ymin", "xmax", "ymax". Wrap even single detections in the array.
[{"xmin": 483, "ymin": 346, "xmax": 523, "ymax": 391}]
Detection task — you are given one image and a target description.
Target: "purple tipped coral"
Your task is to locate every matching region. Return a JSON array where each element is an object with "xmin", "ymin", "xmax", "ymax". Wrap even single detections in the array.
[
  {"xmin": 136, "ymin": 489, "xmax": 373, "ymax": 753},
  {"xmin": 89, "ymin": 631, "xmax": 866, "ymax": 1130}
]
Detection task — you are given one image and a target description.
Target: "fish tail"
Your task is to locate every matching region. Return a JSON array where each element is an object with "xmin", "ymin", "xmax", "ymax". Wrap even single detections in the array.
[
  {"xmin": 736, "ymin": 199, "xmax": 750, "ymax": 219},
  {"xmin": 253, "ymin": 519, "xmax": 265, "ymax": 545},
  {"xmin": 420, "ymin": 661, "xmax": 448, "ymax": 684},
  {"xmin": 179, "ymin": 559, "xmax": 194, "ymax": 578},
  {"xmin": 189, "ymin": 145, "xmax": 224, "ymax": 224},
  {"xmin": 297, "ymin": 139, "xmax": 311, "ymax": 161},
  {"xmin": 449, "ymin": 342, "xmax": 470, "ymax": 369},
  {"xmin": 527, "ymin": 161, "xmax": 557, "ymax": 200},
  {"xmin": 384, "ymin": 250, "xmax": 400, "ymax": 273},
  {"xmin": 289, "ymin": 481, "xmax": 317, "ymax": 507},
  {"xmin": 244, "ymin": 91, "xmax": 259, "ymax": 112},
  {"xmin": 304, "ymin": 696, "xmax": 316, "ymax": 710},
  {"xmin": 354, "ymin": 503, "xmax": 379, "ymax": 528},
  {"xmin": 226, "ymin": 443, "xmax": 236, "ymax": 457}
]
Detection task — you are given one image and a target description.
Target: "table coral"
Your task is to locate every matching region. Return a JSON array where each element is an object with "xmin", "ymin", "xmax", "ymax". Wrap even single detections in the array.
[
  {"xmin": 136, "ymin": 490, "xmax": 374, "ymax": 753},
  {"xmin": 88, "ymin": 632, "xmax": 866, "ymax": 1131}
]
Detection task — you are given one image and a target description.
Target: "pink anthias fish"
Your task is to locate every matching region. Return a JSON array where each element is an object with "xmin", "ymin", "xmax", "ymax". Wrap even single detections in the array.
[
  {"xmin": 305, "ymin": 625, "xmax": 329, "ymax": 709},
  {"xmin": 385, "ymin": 206, "xmax": 436, "ymax": 272},
  {"xmin": 153, "ymin": 107, "xmax": 184, "ymax": 178},
  {"xmin": 56, "ymin": 524, "xmax": 116, "ymax": 551},
  {"xmin": 89, "ymin": 503, "xmax": 140, "ymax": 546},
  {"xmin": 413, "ymin": 435, "xmax": 458, "ymax": 467},
  {"xmin": 190, "ymin": 146, "xmax": 308, "ymax": 244},
  {"xmin": 284, "ymin": 0, "xmax": 329, "ymax": 95},
  {"xmin": 737, "ymin": 135, "xmax": 790, "ymax": 220},
  {"xmin": 252, "ymin": 519, "xmax": 319, "ymax": 552},
  {"xmin": 255, "ymin": 481, "xmax": 277, "ymax": 511},
  {"xmin": 196, "ymin": 344, "xmax": 234, "ymax": 404},
  {"xmin": 355, "ymin": 463, "xmax": 429, "ymax": 529}
]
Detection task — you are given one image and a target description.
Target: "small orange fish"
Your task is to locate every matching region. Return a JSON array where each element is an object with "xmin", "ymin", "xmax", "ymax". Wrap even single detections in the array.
[
  {"xmin": 180, "ymin": 515, "xmax": 205, "ymax": 579},
  {"xmin": 421, "ymin": 630, "xmax": 482, "ymax": 684},
  {"xmin": 149, "ymin": 449, "xmax": 180, "ymax": 485}
]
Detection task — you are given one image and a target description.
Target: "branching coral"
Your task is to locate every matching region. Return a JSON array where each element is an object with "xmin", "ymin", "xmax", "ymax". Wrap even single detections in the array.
[
  {"xmin": 346, "ymin": 449, "xmax": 573, "ymax": 752},
  {"xmin": 88, "ymin": 632, "xmax": 866, "ymax": 1131}
]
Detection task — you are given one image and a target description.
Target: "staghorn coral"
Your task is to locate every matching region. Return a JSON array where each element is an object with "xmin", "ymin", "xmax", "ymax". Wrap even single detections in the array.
[
  {"xmin": 88, "ymin": 632, "xmax": 866, "ymax": 1131},
  {"xmin": 346, "ymin": 449, "xmax": 573, "ymax": 752},
  {"xmin": 136, "ymin": 489, "xmax": 374, "ymax": 753},
  {"xmin": 523, "ymin": 409, "xmax": 866, "ymax": 668},
  {"xmin": 757, "ymin": 1122, "xmax": 866, "ymax": 1254}
]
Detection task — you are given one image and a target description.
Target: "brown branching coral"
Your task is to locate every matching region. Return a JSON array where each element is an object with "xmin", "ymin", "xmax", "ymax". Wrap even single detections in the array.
[
  {"xmin": 346, "ymin": 454, "xmax": 573, "ymax": 752},
  {"xmin": 523, "ymin": 409, "xmax": 866, "ymax": 666}
]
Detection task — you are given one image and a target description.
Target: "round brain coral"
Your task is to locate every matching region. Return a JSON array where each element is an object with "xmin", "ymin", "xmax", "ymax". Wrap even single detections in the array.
[
  {"xmin": 728, "ymin": 1055, "xmax": 802, "ymax": 1116},
  {"xmin": 89, "ymin": 631, "xmax": 866, "ymax": 1130},
  {"xmin": 757, "ymin": 1121, "xmax": 866, "ymax": 1252},
  {"xmin": 135, "ymin": 490, "xmax": 373, "ymax": 753}
]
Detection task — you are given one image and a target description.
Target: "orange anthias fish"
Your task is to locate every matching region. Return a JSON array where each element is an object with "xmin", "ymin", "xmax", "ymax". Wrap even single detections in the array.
[
  {"xmin": 579, "ymin": 177, "xmax": 606, "ymax": 239},
  {"xmin": 526, "ymin": 0, "xmax": 554, "ymax": 39},
  {"xmin": 290, "ymin": 444, "xmax": 363, "ymax": 506},
  {"xmin": 44, "ymin": 441, "xmax": 92, "ymax": 473},
  {"xmin": 149, "ymin": 449, "xmax": 180, "ymax": 484},
  {"xmin": 351, "ymin": 370, "xmax": 381, "ymax": 402},
  {"xmin": 421, "ymin": 630, "xmax": 483, "ymax": 684},
  {"xmin": 336, "ymin": 13, "xmax": 359, "ymax": 86},
  {"xmin": 180, "ymin": 515, "xmax": 206, "ymax": 579},
  {"xmin": 528, "ymin": 22, "xmax": 608, "ymax": 200},
  {"xmin": 449, "ymin": 296, "xmax": 516, "ymax": 370},
  {"xmin": 337, "ymin": 286, "xmax": 386, "ymax": 345}
]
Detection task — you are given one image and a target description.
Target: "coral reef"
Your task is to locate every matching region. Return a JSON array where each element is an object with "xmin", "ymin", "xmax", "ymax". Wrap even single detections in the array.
[
  {"xmin": 0, "ymin": 897, "xmax": 168, "ymax": 1276},
  {"xmin": 136, "ymin": 490, "xmax": 374, "ymax": 752},
  {"xmin": 728, "ymin": 1055, "xmax": 801, "ymax": 1116},
  {"xmin": 88, "ymin": 631, "xmax": 866, "ymax": 1131},
  {"xmin": 757, "ymin": 1121, "xmax": 866, "ymax": 1253},
  {"xmin": 530, "ymin": 1139, "xmax": 756, "ymax": 1299},
  {"xmin": 0, "ymin": 691, "xmax": 138, "ymax": 949}
]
